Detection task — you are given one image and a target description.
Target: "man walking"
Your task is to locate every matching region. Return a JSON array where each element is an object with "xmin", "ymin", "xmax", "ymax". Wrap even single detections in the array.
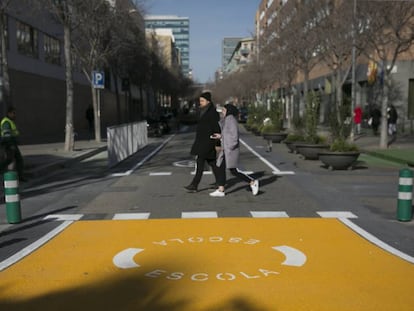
[
  {"xmin": 1, "ymin": 106, "xmax": 25, "ymax": 181},
  {"xmin": 184, "ymin": 91, "xmax": 224, "ymax": 193}
]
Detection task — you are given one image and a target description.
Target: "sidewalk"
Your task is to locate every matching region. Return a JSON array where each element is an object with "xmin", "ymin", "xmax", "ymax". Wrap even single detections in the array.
[
  {"xmin": 353, "ymin": 133, "xmax": 414, "ymax": 167},
  {"xmin": 20, "ymin": 139, "xmax": 107, "ymax": 180}
]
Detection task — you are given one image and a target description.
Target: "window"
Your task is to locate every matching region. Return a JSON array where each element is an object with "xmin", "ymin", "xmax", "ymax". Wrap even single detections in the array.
[
  {"xmin": 16, "ymin": 20, "xmax": 38, "ymax": 58},
  {"xmin": 44, "ymin": 34, "xmax": 61, "ymax": 65}
]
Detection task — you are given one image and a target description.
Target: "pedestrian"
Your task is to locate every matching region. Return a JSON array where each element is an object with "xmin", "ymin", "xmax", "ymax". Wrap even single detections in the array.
[
  {"xmin": 184, "ymin": 91, "xmax": 225, "ymax": 193},
  {"xmin": 209, "ymin": 103, "xmax": 259, "ymax": 197},
  {"xmin": 86, "ymin": 104, "xmax": 94, "ymax": 137},
  {"xmin": 353, "ymin": 104, "xmax": 362, "ymax": 135},
  {"xmin": 387, "ymin": 104, "xmax": 398, "ymax": 146},
  {"xmin": 0, "ymin": 106, "xmax": 25, "ymax": 181},
  {"xmin": 370, "ymin": 105, "xmax": 381, "ymax": 136}
]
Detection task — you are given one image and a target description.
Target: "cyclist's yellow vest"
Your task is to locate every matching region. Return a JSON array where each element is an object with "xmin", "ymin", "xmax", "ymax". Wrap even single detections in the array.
[{"xmin": 1, "ymin": 117, "xmax": 19, "ymax": 138}]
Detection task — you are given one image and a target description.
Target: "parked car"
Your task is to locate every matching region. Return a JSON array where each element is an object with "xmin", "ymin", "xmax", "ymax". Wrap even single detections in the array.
[{"xmin": 146, "ymin": 117, "xmax": 170, "ymax": 137}]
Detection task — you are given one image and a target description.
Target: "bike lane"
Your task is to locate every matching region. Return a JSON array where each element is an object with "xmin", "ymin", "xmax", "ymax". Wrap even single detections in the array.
[{"xmin": 1, "ymin": 217, "xmax": 414, "ymax": 310}]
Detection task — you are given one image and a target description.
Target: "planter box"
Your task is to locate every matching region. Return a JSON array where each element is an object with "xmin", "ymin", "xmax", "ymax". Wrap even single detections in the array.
[
  {"xmin": 295, "ymin": 143, "xmax": 330, "ymax": 160},
  {"xmin": 262, "ymin": 133, "xmax": 288, "ymax": 143},
  {"xmin": 318, "ymin": 151, "xmax": 360, "ymax": 170}
]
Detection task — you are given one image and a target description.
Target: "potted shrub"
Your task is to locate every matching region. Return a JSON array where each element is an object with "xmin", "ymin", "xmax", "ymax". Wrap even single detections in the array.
[
  {"xmin": 294, "ymin": 91, "xmax": 329, "ymax": 159},
  {"xmin": 283, "ymin": 132, "xmax": 305, "ymax": 153},
  {"xmin": 318, "ymin": 138, "xmax": 360, "ymax": 170},
  {"xmin": 261, "ymin": 99, "xmax": 287, "ymax": 143}
]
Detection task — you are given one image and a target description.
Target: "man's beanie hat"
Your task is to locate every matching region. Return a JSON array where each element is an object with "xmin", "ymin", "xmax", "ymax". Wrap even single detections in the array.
[{"xmin": 200, "ymin": 91, "xmax": 212, "ymax": 102}]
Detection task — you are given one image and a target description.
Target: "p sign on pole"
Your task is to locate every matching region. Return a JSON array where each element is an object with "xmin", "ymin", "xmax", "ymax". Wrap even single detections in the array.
[
  {"xmin": 92, "ymin": 71, "xmax": 105, "ymax": 89},
  {"xmin": 92, "ymin": 71, "xmax": 104, "ymax": 120}
]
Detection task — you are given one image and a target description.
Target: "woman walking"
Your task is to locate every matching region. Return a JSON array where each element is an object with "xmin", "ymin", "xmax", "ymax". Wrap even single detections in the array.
[{"xmin": 209, "ymin": 103, "xmax": 259, "ymax": 197}]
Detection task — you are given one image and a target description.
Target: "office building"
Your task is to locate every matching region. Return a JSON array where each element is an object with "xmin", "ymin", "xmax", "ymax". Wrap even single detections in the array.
[
  {"xmin": 222, "ymin": 37, "xmax": 243, "ymax": 68},
  {"xmin": 145, "ymin": 15, "xmax": 190, "ymax": 77}
]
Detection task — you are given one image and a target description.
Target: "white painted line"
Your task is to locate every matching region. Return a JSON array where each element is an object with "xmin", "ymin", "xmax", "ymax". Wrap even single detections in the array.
[
  {"xmin": 339, "ymin": 218, "xmax": 414, "ymax": 264},
  {"xmin": 317, "ymin": 211, "xmax": 358, "ymax": 219},
  {"xmin": 399, "ymin": 177, "xmax": 413, "ymax": 186},
  {"xmin": 398, "ymin": 192, "xmax": 412, "ymax": 200},
  {"xmin": 111, "ymin": 135, "xmax": 175, "ymax": 177},
  {"xmin": 113, "ymin": 213, "xmax": 150, "ymax": 220},
  {"xmin": 0, "ymin": 220, "xmax": 76, "ymax": 271},
  {"xmin": 250, "ymin": 211, "xmax": 289, "ymax": 218},
  {"xmin": 191, "ymin": 171, "xmax": 212, "ymax": 175},
  {"xmin": 149, "ymin": 172, "xmax": 172, "ymax": 176},
  {"xmin": 182, "ymin": 212, "xmax": 218, "ymax": 218},
  {"xmin": 240, "ymin": 138, "xmax": 295, "ymax": 176},
  {"xmin": 45, "ymin": 214, "xmax": 83, "ymax": 221}
]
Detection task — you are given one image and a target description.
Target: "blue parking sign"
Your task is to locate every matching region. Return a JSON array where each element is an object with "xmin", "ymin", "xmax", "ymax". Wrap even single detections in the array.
[{"xmin": 92, "ymin": 71, "xmax": 105, "ymax": 89}]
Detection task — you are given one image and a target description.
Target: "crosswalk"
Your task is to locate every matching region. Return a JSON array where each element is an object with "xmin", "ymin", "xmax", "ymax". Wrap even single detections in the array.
[{"xmin": 45, "ymin": 211, "xmax": 358, "ymax": 221}]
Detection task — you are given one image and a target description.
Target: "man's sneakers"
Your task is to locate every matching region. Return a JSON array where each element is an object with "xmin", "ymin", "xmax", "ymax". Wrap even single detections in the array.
[
  {"xmin": 209, "ymin": 189, "xmax": 225, "ymax": 197},
  {"xmin": 250, "ymin": 180, "xmax": 259, "ymax": 196},
  {"xmin": 184, "ymin": 184, "xmax": 198, "ymax": 193}
]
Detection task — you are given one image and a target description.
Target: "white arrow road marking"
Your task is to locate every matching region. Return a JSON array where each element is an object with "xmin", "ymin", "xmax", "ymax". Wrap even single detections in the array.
[
  {"xmin": 113, "ymin": 248, "xmax": 144, "ymax": 269},
  {"xmin": 272, "ymin": 245, "xmax": 307, "ymax": 267}
]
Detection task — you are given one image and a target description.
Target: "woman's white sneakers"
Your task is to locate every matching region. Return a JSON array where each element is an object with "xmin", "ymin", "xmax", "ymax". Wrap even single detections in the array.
[
  {"xmin": 209, "ymin": 189, "xmax": 225, "ymax": 197},
  {"xmin": 209, "ymin": 180, "xmax": 259, "ymax": 197},
  {"xmin": 250, "ymin": 180, "xmax": 259, "ymax": 196}
]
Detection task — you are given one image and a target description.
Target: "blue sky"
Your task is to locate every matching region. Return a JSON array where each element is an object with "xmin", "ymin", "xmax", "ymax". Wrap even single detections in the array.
[{"xmin": 143, "ymin": 0, "xmax": 261, "ymax": 83}]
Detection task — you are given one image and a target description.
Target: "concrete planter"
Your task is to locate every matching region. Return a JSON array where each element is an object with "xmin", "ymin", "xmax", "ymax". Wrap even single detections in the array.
[
  {"xmin": 262, "ymin": 132, "xmax": 288, "ymax": 143},
  {"xmin": 295, "ymin": 143, "xmax": 330, "ymax": 160},
  {"xmin": 318, "ymin": 151, "xmax": 360, "ymax": 170}
]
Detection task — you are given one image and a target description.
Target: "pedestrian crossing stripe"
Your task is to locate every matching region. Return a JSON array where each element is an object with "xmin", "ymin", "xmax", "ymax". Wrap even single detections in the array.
[{"xmin": 43, "ymin": 211, "xmax": 359, "ymax": 221}]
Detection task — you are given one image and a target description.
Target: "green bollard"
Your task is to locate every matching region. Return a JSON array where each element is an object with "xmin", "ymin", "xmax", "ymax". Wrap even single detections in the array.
[
  {"xmin": 4, "ymin": 170, "xmax": 21, "ymax": 224},
  {"xmin": 397, "ymin": 168, "xmax": 413, "ymax": 221}
]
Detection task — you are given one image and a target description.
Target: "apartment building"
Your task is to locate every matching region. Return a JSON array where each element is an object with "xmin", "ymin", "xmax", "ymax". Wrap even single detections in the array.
[
  {"xmin": 257, "ymin": 0, "xmax": 414, "ymax": 130},
  {"xmin": 225, "ymin": 37, "xmax": 256, "ymax": 75}
]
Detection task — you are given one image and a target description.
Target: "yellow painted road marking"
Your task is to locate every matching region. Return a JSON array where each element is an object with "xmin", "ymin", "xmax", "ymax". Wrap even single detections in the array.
[{"xmin": 0, "ymin": 218, "xmax": 413, "ymax": 310}]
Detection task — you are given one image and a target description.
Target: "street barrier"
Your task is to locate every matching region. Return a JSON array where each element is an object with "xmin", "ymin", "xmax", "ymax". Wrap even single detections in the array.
[
  {"xmin": 4, "ymin": 169, "xmax": 21, "ymax": 224},
  {"xmin": 397, "ymin": 168, "xmax": 413, "ymax": 221},
  {"xmin": 107, "ymin": 121, "xmax": 148, "ymax": 167}
]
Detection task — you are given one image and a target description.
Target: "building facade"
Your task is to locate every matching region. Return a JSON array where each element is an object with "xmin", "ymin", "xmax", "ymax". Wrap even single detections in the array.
[
  {"xmin": 144, "ymin": 15, "xmax": 190, "ymax": 78},
  {"xmin": 256, "ymin": 0, "xmax": 414, "ymax": 131},
  {"xmin": 222, "ymin": 37, "xmax": 243, "ymax": 69}
]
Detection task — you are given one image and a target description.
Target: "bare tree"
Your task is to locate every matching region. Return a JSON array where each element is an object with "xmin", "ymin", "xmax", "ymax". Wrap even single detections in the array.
[
  {"xmin": 42, "ymin": 0, "xmax": 80, "ymax": 151},
  {"xmin": 0, "ymin": 0, "xmax": 12, "ymax": 113},
  {"xmin": 70, "ymin": 0, "xmax": 122, "ymax": 142},
  {"xmin": 359, "ymin": 0, "xmax": 414, "ymax": 148}
]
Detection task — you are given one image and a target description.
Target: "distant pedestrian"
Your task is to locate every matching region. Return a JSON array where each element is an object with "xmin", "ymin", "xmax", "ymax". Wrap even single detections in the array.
[
  {"xmin": 387, "ymin": 104, "xmax": 398, "ymax": 146},
  {"xmin": 370, "ymin": 105, "xmax": 381, "ymax": 136},
  {"xmin": 209, "ymin": 103, "xmax": 259, "ymax": 197},
  {"xmin": 86, "ymin": 105, "xmax": 94, "ymax": 137},
  {"xmin": 184, "ymin": 91, "xmax": 224, "ymax": 193},
  {"xmin": 353, "ymin": 104, "xmax": 362, "ymax": 135},
  {"xmin": 0, "ymin": 106, "xmax": 25, "ymax": 181}
]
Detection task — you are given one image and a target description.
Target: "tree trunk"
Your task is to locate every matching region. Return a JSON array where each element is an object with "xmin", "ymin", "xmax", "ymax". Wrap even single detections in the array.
[
  {"xmin": 63, "ymin": 24, "xmax": 74, "ymax": 151},
  {"xmin": 0, "ymin": 12, "xmax": 11, "ymax": 112},
  {"xmin": 379, "ymin": 72, "xmax": 390, "ymax": 149}
]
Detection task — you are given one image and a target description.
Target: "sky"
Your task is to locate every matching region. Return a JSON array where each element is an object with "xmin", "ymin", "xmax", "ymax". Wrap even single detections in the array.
[{"xmin": 142, "ymin": 0, "xmax": 261, "ymax": 83}]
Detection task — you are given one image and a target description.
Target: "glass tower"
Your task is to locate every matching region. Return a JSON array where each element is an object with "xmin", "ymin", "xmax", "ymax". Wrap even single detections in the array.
[
  {"xmin": 222, "ymin": 37, "xmax": 243, "ymax": 68},
  {"xmin": 145, "ymin": 15, "xmax": 190, "ymax": 77}
]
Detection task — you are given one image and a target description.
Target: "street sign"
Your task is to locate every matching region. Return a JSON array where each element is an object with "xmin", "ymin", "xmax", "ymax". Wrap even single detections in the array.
[{"xmin": 92, "ymin": 71, "xmax": 105, "ymax": 89}]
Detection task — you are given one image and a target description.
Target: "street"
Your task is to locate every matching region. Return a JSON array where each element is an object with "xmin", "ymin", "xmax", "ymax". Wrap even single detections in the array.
[{"xmin": 0, "ymin": 125, "xmax": 413, "ymax": 310}]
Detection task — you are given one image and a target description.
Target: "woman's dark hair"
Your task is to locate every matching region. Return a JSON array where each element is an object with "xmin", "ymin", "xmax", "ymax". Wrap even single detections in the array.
[{"xmin": 224, "ymin": 104, "xmax": 239, "ymax": 117}]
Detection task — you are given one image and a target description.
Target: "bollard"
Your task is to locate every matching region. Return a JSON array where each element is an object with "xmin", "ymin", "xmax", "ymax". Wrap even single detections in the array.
[
  {"xmin": 397, "ymin": 168, "xmax": 413, "ymax": 221},
  {"xmin": 4, "ymin": 170, "xmax": 21, "ymax": 224}
]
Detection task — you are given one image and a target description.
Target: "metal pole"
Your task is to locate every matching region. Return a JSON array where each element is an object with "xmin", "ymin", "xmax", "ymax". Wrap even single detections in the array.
[{"xmin": 350, "ymin": 0, "xmax": 357, "ymax": 141}]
